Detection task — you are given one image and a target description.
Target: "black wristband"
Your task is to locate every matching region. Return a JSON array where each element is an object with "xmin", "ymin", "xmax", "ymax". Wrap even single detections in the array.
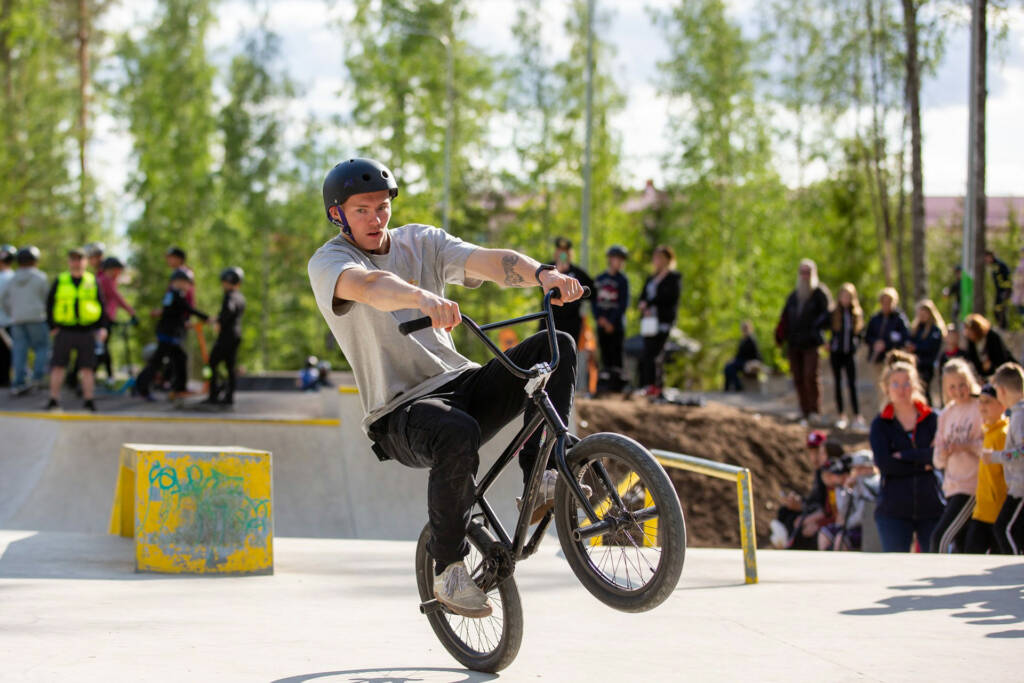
[{"xmin": 535, "ymin": 263, "xmax": 556, "ymax": 285}]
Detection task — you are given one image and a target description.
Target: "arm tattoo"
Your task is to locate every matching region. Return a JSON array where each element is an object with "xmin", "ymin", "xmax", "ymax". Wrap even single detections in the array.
[{"xmin": 502, "ymin": 254, "xmax": 526, "ymax": 286}]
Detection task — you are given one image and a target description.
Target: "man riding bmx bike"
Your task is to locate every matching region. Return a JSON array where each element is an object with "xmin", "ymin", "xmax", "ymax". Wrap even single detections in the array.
[{"xmin": 307, "ymin": 158, "xmax": 585, "ymax": 619}]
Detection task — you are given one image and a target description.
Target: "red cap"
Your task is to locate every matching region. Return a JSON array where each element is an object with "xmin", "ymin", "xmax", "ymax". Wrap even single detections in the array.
[{"xmin": 806, "ymin": 430, "xmax": 827, "ymax": 448}]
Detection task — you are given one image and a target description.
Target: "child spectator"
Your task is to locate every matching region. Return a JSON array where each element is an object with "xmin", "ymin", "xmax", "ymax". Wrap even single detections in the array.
[
  {"xmin": 95, "ymin": 256, "xmax": 137, "ymax": 381},
  {"xmin": 46, "ymin": 247, "xmax": 108, "ymax": 411},
  {"xmin": 818, "ymin": 452, "xmax": 879, "ymax": 551},
  {"xmin": 594, "ymin": 245, "xmax": 629, "ymax": 393},
  {"xmin": 967, "ymin": 384, "xmax": 1009, "ymax": 554},
  {"xmin": 0, "ymin": 246, "xmax": 49, "ymax": 395},
  {"xmin": 136, "ymin": 269, "xmax": 208, "ymax": 403},
  {"xmin": 203, "ymin": 267, "xmax": 245, "ymax": 407},
  {"xmin": 964, "ymin": 313, "xmax": 1014, "ymax": 380},
  {"xmin": 870, "ymin": 352, "xmax": 943, "ymax": 552},
  {"xmin": 770, "ymin": 430, "xmax": 844, "ymax": 549},
  {"xmin": 930, "ymin": 359, "xmax": 983, "ymax": 552},
  {"xmin": 299, "ymin": 356, "xmax": 320, "ymax": 391},
  {"xmin": 938, "ymin": 324, "xmax": 966, "ymax": 376},
  {"xmin": 907, "ymin": 299, "xmax": 946, "ymax": 405},
  {"xmin": 865, "ymin": 287, "xmax": 909, "ymax": 379},
  {"xmin": 990, "ymin": 362, "xmax": 1024, "ymax": 554}
]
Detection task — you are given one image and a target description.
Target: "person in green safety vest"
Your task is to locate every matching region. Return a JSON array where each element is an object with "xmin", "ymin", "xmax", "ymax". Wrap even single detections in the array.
[{"xmin": 45, "ymin": 247, "xmax": 108, "ymax": 411}]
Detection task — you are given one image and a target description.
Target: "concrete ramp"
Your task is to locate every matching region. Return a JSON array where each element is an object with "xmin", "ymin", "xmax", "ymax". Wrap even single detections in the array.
[{"xmin": 0, "ymin": 398, "xmax": 526, "ymax": 541}]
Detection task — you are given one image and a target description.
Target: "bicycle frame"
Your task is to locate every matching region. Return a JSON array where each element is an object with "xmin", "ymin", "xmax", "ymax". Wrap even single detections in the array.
[{"xmin": 403, "ymin": 289, "xmax": 602, "ymax": 564}]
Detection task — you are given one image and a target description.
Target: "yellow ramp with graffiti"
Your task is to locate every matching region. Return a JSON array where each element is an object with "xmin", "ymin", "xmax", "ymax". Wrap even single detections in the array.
[{"xmin": 110, "ymin": 444, "xmax": 273, "ymax": 575}]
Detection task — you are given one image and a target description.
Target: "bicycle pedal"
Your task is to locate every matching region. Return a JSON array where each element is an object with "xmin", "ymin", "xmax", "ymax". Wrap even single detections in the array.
[{"xmin": 419, "ymin": 598, "xmax": 444, "ymax": 615}]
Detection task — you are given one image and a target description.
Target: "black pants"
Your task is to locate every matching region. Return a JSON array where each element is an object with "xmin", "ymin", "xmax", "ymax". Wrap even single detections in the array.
[
  {"xmin": 368, "ymin": 331, "xmax": 577, "ymax": 566},
  {"xmin": 208, "ymin": 336, "xmax": 240, "ymax": 402},
  {"xmin": 137, "ymin": 340, "xmax": 187, "ymax": 395},
  {"xmin": 597, "ymin": 328, "xmax": 624, "ymax": 391},
  {"xmin": 994, "ymin": 494, "xmax": 1024, "ymax": 555},
  {"xmin": 930, "ymin": 493, "xmax": 974, "ymax": 553},
  {"xmin": 963, "ymin": 519, "xmax": 1006, "ymax": 554},
  {"xmin": 919, "ymin": 365, "xmax": 935, "ymax": 406},
  {"xmin": 830, "ymin": 350, "xmax": 859, "ymax": 415},
  {"xmin": 639, "ymin": 331, "xmax": 669, "ymax": 389},
  {"xmin": 724, "ymin": 359, "xmax": 743, "ymax": 392},
  {"xmin": 0, "ymin": 326, "xmax": 10, "ymax": 386}
]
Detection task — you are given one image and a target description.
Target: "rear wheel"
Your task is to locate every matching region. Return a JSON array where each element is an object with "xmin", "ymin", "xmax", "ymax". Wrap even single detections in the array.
[
  {"xmin": 414, "ymin": 521, "xmax": 523, "ymax": 672},
  {"xmin": 554, "ymin": 432, "xmax": 686, "ymax": 612}
]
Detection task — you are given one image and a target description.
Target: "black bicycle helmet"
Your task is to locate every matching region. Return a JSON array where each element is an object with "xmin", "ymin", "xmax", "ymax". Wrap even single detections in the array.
[
  {"xmin": 16, "ymin": 245, "xmax": 40, "ymax": 265},
  {"xmin": 606, "ymin": 244, "xmax": 629, "ymax": 260},
  {"xmin": 322, "ymin": 158, "xmax": 398, "ymax": 227},
  {"xmin": 220, "ymin": 266, "xmax": 244, "ymax": 284},
  {"xmin": 0, "ymin": 244, "xmax": 14, "ymax": 263},
  {"xmin": 101, "ymin": 256, "xmax": 125, "ymax": 271},
  {"xmin": 170, "ymin": 268, "xmax": 193, "ymax": 284}
]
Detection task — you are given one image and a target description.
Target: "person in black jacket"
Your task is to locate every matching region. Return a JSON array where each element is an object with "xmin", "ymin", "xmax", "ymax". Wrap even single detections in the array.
[
  {"xmin": 136, "ymin": 269, "xmax": 208, "ymax": 402},
  {"xmin": 777, "ymin": 259, "xmax": 831, "ymax": 422},
  {"xmin": 985, "ymin": 250, "xmax": 1012, "ymax": 329},
  {"xmin": 637, "ymin": 244, "xmax": 681, "ymax": 397},
  {"xmin": 724, "ymin": 320, "xmax": 761, "ymax": 392},
  {"xmin": 870, "ymin": 353, "xmax": 943, "ymax": 552},
  {"xmin": 538, "ymin": 236, "xmax": 594, "ymax": 345},
  {"xmin": 864, "ymin": 287, "xmax": 910, "ymax": 381},
  {"xmin": 964, "ymin": 313, "xmax": 1015, "ymax": 380},
  {"xmin": 593, "ymin": 245, "xmax": 629, "ymax": 393},
  {"xmin": 203, "ymin": 267, "xmax": 246, "ymax": 407},
  {"xmin": 941, "ymin": 264, "xmax": 962, "ymax": 324},
  {"xmin": 907, "ymin": 299, "xmax": 946, "ymax": 405},
  {"xmin": 829, "ymin": 283, "xmax": 865, "ymax": 429}
]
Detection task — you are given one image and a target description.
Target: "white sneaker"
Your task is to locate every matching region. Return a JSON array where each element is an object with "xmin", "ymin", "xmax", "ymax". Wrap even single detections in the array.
[
  {"xmin": 852, "ymin": 415, "xmax": 868, "ymax": 431},
  {"xmin": 433, "ymin": 561, "xmax": 493, "ymax": 618},
  {"xmin": 516, "ymin": 470, "xmax": 593, "ymax": 524},
  {"xmin": 835, "ymin": 417, "xmax": 849, "ymax": 430}
]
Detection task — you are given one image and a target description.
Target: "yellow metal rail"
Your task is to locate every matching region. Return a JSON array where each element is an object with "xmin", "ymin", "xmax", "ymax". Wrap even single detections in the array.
[{"xmin": 651, "ymin": 448, "xmax": 758, "ymax": 585}]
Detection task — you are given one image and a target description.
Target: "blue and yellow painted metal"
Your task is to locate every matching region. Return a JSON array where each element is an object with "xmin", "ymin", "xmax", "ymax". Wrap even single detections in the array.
[
  {"xmin": 652, "ymin": 448, "xmax": 758, "ymax": 584},
  {"xmin": 109, "ymin": 444, "xmax": 274, "ymax": 575}
]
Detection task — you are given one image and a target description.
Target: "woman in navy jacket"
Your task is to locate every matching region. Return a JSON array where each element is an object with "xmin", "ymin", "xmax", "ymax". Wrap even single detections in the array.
[
  {"xmin": 907, "ymin": 299, "xmax": 946, "ymax": 405},
  {"xmin": 870, "ymin": 352, "xmax": 945, "ymax": 552},
  {"xmin": 637, "ymin": 245, "xmax": 681, "ymax": 396}
]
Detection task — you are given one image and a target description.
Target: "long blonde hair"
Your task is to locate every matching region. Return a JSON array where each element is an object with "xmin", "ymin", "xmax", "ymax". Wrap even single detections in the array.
[
  {"xmin": 879, "ymin": 352, "xmax": 928, "ymax": 409},
  {"xmin": 941, "ymin": 357, "xmax": 981, "ymax": 404},
  {"xmin": 913, "ymin": 299, "xmax": 947, "ymax": 338},
  {"xmin": 831, "ymin": 282, "xmax": 864, "ymax": 333}
]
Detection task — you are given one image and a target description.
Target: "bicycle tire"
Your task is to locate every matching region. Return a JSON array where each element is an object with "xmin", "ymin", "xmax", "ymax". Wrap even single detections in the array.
[
  {"xmin": 554, "ymin": 432, "xmax": 686, "ymax": 612},
  {"xmin": 414, "ymin": 521, "xmax": 524, "ymax": 672}
]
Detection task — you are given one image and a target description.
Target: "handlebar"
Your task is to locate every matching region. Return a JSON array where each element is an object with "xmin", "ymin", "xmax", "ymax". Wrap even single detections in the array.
[{"xmin": 399, "ymin": 286, "xmax": 591, "ymax": 380}]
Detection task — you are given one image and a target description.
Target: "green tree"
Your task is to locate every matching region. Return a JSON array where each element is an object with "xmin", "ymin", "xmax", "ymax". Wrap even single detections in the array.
[{"xmin": 116, "ymin": 0, "xmax": 218, "ymax": 330}]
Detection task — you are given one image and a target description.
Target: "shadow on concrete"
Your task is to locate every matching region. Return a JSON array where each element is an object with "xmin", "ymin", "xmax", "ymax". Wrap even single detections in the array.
[
  {"xmin": 841, "ymin": 563, "xmax": 1024, "ymax": 638},
  {"xmin": 269, "ymin": 667, "xmax": 498, "ymax": 683},
  {"xmin": 0, "ymin": 531, "xmax": 144, "ymax": 580}
]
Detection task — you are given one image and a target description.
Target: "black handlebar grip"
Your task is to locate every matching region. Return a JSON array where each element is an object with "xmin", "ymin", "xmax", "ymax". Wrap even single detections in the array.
[
  {"xmin": 550, "ymin": 286, "xmax": 592, "ymax": 300},
  {"xmin": 399, "ymin": 316, "xmax": 434, "ymax": 335}
]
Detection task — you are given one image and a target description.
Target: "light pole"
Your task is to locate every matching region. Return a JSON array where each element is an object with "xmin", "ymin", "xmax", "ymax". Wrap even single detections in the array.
[
  {"xmin": 442, "ymin": 31, "xmax": 453, "ymax": 232},
  {"xmin": 581, "ymin": 0, "xmax": 595, "ymax": 272}
]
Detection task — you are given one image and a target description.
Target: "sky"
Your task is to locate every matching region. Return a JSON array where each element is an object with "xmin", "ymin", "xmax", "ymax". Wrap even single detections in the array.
[{"xmin": 93, "ymin": 0, "xmax": 1024, "ymax": 218}]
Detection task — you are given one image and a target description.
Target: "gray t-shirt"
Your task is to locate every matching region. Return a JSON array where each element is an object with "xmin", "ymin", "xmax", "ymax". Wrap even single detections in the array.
[{"xmin": 308, "ymin": 223, "xmax": 482, "ymax": 433}]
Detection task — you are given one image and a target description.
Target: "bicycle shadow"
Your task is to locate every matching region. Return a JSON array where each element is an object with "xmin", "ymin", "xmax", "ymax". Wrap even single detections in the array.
[
  {"xmin": 840, "ymin": 563, "xmax": 1024, "ymax": 639},
  {"xmin": 269, "ymin": 667, "xmax": 498, "ymax": 683}
]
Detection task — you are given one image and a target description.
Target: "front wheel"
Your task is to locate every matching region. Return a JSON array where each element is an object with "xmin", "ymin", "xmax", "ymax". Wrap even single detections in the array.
[
  {"xmin": 414, "ymin": 521, "xmax": 523, "ymax": 672},
  {"xmin": 554, "ymin": 432, "xmax": 686, "ymax": 612}
]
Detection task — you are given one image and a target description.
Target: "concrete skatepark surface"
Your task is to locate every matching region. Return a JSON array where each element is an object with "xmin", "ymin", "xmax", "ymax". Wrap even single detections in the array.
[
  {"xmin": 1, "ymin": 530, "xmax": 1022, "ymax": 682},
  {"xmin": 2, "ymin": 389, "xmax": 1023, "ymax": 681}
]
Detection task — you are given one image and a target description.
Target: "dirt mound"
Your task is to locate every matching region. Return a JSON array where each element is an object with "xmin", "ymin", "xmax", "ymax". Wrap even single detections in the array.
[{"xmin": 575, "ymin": 398, "xmax": 868, "ymax": 547}]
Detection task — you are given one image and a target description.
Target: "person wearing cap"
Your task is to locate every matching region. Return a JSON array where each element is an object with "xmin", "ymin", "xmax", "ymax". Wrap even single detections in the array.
[
  {"xmin": 308, "ymin": 158, "xmax": 586, "ymax": 618},
  {"xmin": 593, "ymin": 245, "xmax": 629, "ymax": 392},
  {"xmin": 0, "ymin": 244, "xmax": 15, "ymax": 386},
  {"xmin": 818, "ymin": 451, "xmax": 880, "ymax": 551},
  {"xmin": 967, "ymin": 383, "xmax": 1009, "ymax": 554},
  {"xmin": 202, "ymin": 267, "xmax": 246, "ymax": 406},
  {"xmin": 84, "ymin": 242, "xmax": 105, "ymax": 274},
  {"xmin": 1, "ymin": 246, "xmax": 50, "ymax": 395},
  {"xmin": 770, "ymin": 430, "xmax": 842, "ymax": 549},
  {"xmin": 538, "ymin": 236, "xmax": 594, "ymax": 346},
  {"xmin": 164, "ymin": 246, "xmax": 196, "ymax": 308},
  {"xmin": 44, "ymin": 248, "xmax": 109, "ymax": 411},
  {"xmin": 135, "ymin": 269, "xmax": 209, "ymax": 402}
]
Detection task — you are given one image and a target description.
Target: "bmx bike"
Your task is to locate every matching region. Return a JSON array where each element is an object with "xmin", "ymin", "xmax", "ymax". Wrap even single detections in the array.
[{"xmin": 398, "ymin": 288, "xmax": 686, "ymax": 672}]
